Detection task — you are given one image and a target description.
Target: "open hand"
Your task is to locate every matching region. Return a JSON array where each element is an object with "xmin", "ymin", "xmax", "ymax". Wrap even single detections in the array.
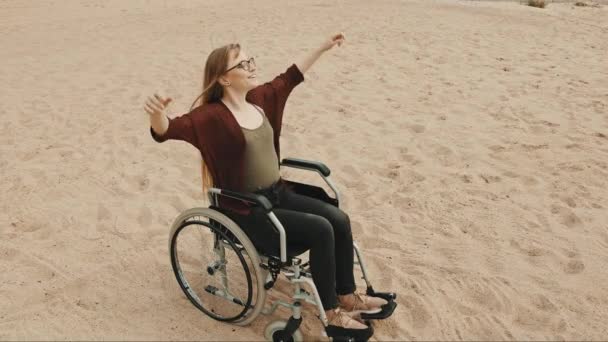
[{"xmin": 144, "ymin": 94, "xmax": 172, "ymax": 116}]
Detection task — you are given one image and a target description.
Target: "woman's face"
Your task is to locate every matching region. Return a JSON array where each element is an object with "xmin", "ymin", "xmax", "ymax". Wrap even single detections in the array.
[{"xmin": 222, "ymin": 49, "xmax": 258, "ymax": 92}]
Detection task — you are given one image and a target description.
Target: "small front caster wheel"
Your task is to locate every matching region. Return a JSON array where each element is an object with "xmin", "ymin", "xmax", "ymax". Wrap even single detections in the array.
[{"xmin": 264, "ymin": 320, "xmax": 303, "ymax": 342}]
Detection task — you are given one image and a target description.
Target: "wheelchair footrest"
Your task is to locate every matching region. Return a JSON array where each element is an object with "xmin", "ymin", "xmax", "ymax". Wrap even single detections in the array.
[
  {"xmin": 366, "ymin": 286, "xmax": 397, "ymax": 302},
  {"xmin": 359, "ymin": 300, "xmax": 397, "ymax": 320},
  {"xmin": 358, "ymin": 286, "xmax": 397, "ymax": 320}
]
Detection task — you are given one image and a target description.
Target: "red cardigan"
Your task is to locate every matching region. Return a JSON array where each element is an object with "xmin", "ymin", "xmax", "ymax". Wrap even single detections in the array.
[{"xmin": 150, "ymin": 63, "xmax": 305, "ymax": 215}]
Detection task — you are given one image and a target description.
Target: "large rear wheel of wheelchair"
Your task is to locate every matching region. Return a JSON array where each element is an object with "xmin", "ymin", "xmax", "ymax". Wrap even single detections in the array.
[{"xmin": 169, "ymin": 207, "xmax": 266, "ymax": 326}]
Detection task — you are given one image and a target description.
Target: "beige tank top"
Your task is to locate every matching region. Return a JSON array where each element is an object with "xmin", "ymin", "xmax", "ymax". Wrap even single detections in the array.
[{"xmin": 240, "ymin": 105, "xmax": 281, "ymax": 193}]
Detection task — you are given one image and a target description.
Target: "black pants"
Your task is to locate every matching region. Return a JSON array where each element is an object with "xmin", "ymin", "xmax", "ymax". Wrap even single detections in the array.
[{"xmin": 225, "ymin": 179, "xmax": 356, "ymax": 309}]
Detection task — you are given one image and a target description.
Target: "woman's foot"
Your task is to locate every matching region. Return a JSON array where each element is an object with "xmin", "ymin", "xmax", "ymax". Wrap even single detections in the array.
[
  {"xmin": 338, "ymin": 291, "xmax": 389, "ymax": 316},
  {"xmin": 326, "ymin": 308, "xmax": 367, "ymax": 329},
  {"xmin": 325, "ymin": 308, "xmax": 374, "ymax": 341}
]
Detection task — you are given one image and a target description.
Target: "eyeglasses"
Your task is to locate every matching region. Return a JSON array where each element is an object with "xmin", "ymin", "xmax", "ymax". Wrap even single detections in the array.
[{"xmin": 225, "ymin": 57, "xmax": 256, "ymax": 73}]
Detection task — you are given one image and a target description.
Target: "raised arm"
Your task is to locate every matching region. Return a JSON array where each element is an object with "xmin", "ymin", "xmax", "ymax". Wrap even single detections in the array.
[
  {"xmin": 295, "ymin": 32, "xmax": 345, "ymax": 75},
  {"xmin": 144, "ymin": 93, "xmax": 197, "ymax": 145}
]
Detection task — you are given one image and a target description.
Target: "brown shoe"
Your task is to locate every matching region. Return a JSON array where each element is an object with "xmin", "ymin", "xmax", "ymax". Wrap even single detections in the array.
[
  {"xmin": 327, "ymin": 308, "xmax": 367, "ymax": 329},
  {"xmin": 325, "ymin": 308, "xmax": 373, "ymax": 341},
  {"xmin": 339, "ymin": 291, "xmax": 389, "ymax": 316}
]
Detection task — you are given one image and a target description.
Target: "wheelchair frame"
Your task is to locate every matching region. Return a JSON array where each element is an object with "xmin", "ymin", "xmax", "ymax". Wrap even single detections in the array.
[{"xmin": 169, "ymin": 157, "xmax": 392, "ymax": 340}]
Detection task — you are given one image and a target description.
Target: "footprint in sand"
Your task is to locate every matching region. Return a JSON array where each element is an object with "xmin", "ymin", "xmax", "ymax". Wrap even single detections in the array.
[
  {"xmin": 590, "ymin": 159, "xmax": 607, "ymax": 170},
  {"xmin": 399, "ymin": 209, "xmax": 425, "ymax": 224},
  {"xmin": 550, "ymin": 204, "xmax": 583, "ymax": 228},
  {"xmin": 138, "ymin": 176, "xmax": 150, "ymax": 191},
  {"xmin": 560, "ymin": 196, "xmax": 577, "ymax": 208},
  {"xmin": 556, "ymin": 162, "xmax": 585, "ymax": 172},
  {"xmin": 520, "ymin": 175, "xmax": 540, "ymax": 186},
  {"xmin": 565, "ymin": 143, "xmax": 583, "ymax": 150},
  {"xmin": 406, "ymin": 124, "xmax": 426, "ymax": 134},
  {"xmin": 461, "ymin": 174, "xmax": 473, "ymax": 183},
  {"xmin": 532, "ymin": 122, "xmax": 557, "ymax": 135},
  {"xmin": 456, "ymin": 303, "xmax": 476, "ymax": 316},
  {"xmin": 404, "ymin": 169, "xmax": 426, "ymax": 183},
  {"xmin": 513, "ymin": 303, "xmax": 559, "ymax": 334},
  {"xmin": 396, "ymin": 147, "xmax": 422, "ymax": 166},
  {"xmin": 319, "ymin": 130, "xmax": 334, "ymax": 140},
  {"xmin": 593, "ymin": 132, "xmax": 607, "ymax": 142},
  {"xmin": 488, "ymin": 145, "xmax": 507, "ymax": 152},
  {"xmin": 338, "ymin": 123, "xmax": 354, "ymax": 133},
  {"xmin": 520, "ymin": 143, "xmax": 549, "ymax": 152},
  {"xmin": 11, "ymin": 215, "xmax": 43, "ymax": 234},
  {"xmin": 434, "ymin": 145, "xmax": 456, "ymax": 167},
  {"xmin": 501, "ymin": 170, "xmax": 519, "ymax": 179},
  {"xmin": 538, "ymin": 120, "xmax": 560, "ymax": 128},
  {"xmin": 510, "ymin": 239, "xmax": 549, "ymax": 258},
  {"xmin": 479, "ymin": 174, "xmax": 501, "ymax": 184},
  {"xmin": 531, "ymin": 293, "xmax": 558, "ymax": 313},
  {"xmin": 563, "ymin": 260, "xmax": 585, "ymax": 274},
  {"xmin": 370, "ymin": 119, "xmax": 386, "ymax": 128},
  {"xmin": 381, "ymin": 162, "xmax": 402, "ymax": 180},
  {"xmin": 2, "ymin": 246, "xmax": 20, "ymax": 262}
]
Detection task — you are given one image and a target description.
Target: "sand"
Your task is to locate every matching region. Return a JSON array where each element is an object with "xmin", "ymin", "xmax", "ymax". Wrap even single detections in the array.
[{"xmin": 1, "ymin": 0, "xmax": 607, "ymax": 340}]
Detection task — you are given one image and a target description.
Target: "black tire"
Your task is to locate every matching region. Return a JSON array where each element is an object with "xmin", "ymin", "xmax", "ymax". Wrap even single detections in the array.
[{"xmin": 263, "ymin": 320, "xmax": 303, "ymax": 342}]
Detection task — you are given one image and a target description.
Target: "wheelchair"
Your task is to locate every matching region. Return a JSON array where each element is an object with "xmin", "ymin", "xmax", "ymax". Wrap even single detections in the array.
[{"xmin": 168, "ymin": 157, "xmax": 397, "ymax": 341}]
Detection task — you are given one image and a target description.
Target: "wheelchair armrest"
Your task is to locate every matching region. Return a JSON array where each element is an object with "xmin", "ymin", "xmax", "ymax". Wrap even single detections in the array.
[
  {"xmin": 210, "ymin": 188, "xmax": 273, "ymax": 212},
  {"xmin": 280, "ymin": 157, "xmax": 331, "ymax": 177}
]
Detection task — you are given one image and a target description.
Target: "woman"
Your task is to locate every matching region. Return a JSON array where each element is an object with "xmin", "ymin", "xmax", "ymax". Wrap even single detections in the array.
[{"xmin": 144, "ymin": 33, "xmax": 389, "ymax": 339}]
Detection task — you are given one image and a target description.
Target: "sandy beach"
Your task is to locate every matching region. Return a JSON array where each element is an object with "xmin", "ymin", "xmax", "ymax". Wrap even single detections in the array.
[{"xmin": 1, "ymin": 0, "xmax": 607, "ymax": 340}]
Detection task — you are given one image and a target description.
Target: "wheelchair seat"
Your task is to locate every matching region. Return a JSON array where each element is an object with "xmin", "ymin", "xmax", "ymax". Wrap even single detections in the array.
[
  {"xmin": 207, "ymin": 177, "xmax": 340, "ymax": 261},
  {"xmin": 209, "ymin": 204, "xmax": 311, "ymax": 261}
]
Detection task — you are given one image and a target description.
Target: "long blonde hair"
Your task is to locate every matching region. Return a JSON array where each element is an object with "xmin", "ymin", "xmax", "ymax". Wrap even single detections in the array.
[{"xmin": 189, "ymin": 43, "xmax": 241, "ymax": 195}]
